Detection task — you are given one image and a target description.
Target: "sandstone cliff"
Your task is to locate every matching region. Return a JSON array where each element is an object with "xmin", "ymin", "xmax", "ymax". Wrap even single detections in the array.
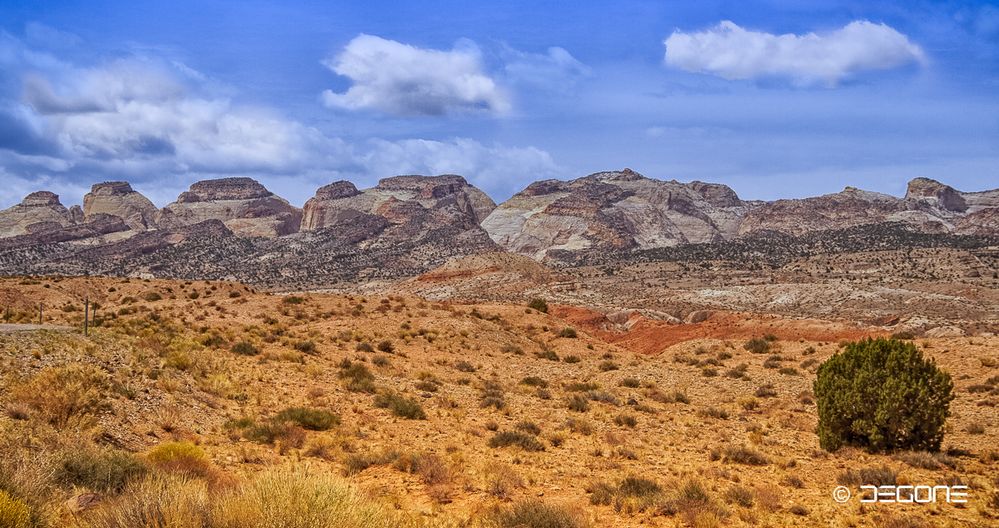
[
  {"xmin": 480, "ymin": 169, "xmax": 749, "ymax": 259},
  {"xmin": 0, "ymin": 191, "xmax": 75, "ymax": 238},
  {"xmin": 301, "ymin": 174, "xmax": 495, "ymax": 234},
  {"xmin": 157, "ymin": 177, "xmax": 302, "ymax": 237},
  {"xmin": 83, "ymin": 182, "xmax": 159, "ymax": 231}
]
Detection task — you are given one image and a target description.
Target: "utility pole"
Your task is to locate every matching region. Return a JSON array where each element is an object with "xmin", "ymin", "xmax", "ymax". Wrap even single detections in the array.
[
  {"xmin": 38, "ymin": 303, "xmax": 42, "ymax": 325},
  {"xmin": 84, "ymin": 296, "xmax": 89, "ymax": 336}
]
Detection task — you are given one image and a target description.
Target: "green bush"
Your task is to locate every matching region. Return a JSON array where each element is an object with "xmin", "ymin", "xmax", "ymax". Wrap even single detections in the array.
[
  {"xmin": 337, "ymin": 362, "xmax": 376, "ymax": 393},
  {"xmin": 527, "ymin": 298, "xmax": 549, "ymax": 313},
  {"xmin": 56, "ymin": 447, "xmax": 147, "ymax": 493},
  {"xmin": 743, "ymin": 338, "xmax": 770, "ymax": 354},
  {"xmin": 374, "ymin": 391, "xmax": 426, "ymax": 420},
  {"xmin": 488, "ymin": 431, "xmax": 545, "ymax": 452},
  {"xmin": 231, "ymin": 341, "xmax": 259, "ymax": 356},
  {"xmin": 273, "ymin": 407, "xmax": 339, "ymax": 431},
  {"xmin": 814, "ymin": 338, "xmax": 954, "ymax": 452}
]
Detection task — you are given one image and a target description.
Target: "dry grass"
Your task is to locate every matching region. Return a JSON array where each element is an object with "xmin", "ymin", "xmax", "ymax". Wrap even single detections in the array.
[
  {"xmin": 8, "ymin": 364, "xmax": 108, "ymax": 427},
  {"xmin": 1, "ymin": 277, "xmax": 997, "ymax": 528}
]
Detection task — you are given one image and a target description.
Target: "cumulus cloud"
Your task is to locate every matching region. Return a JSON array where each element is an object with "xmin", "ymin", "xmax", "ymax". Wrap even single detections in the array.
[
  {"xmin": 664, "ymin": 20, "xmax": 925, "ymax": 85},
  {"xmin": 0, "ymin": 32, "xmax": 563, "ymax": 208},
  {"xmin": 321, "ymin": 34, "xmax": 510, "ymax": 116}
]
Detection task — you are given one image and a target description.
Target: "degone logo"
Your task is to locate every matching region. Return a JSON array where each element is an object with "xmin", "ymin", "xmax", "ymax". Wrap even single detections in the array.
[{"xmin": 832, "ymin": 485, "xmax": 969, "ymax": 504}]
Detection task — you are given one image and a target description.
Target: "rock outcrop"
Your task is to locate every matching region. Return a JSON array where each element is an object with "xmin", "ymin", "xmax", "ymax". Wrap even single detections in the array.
[
  {"xmin": 737, "ymin": 187, "xmax": 911, "ymax": 236},
  {"xmin": 0, "ymin": 191, "xmax": 75, "ymax": 238},
  {"xmin": 157, "ymin": 177, "xmax": 301, "ymax": 237},
  {"xmin": 481, "ymin": 169, "xmax": 749, "ymax": 259},
  {"xmin": 83, "ymin": 182, "xmax": 159, "ymax": 231},
  {"xmin": 301, "ymin": 174, "xmax": 496, "ymax": 234},
  {"xmin": 485, "ymin": 171, "xmax": 999, "ymax": 260}
]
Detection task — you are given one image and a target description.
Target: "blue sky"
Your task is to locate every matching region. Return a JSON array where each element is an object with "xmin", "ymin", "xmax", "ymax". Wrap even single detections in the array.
[{"xmin": 0, "ymin": 0, "xmax": 997, "ymax": 208}]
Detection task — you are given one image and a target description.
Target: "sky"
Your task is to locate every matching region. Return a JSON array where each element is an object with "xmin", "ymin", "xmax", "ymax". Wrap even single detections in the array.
[{"xmin": 0, "ymin": 0, "xmax": 997, "ymax": 208}]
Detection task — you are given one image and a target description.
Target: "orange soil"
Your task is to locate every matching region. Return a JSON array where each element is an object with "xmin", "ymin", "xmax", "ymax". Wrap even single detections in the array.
[{"xmin": 551, "ymin": 305, "xmax": 886, "ymax": 355}]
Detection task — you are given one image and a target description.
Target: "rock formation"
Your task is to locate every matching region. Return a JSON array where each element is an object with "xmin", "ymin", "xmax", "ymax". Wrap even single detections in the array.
[
  {"xmin": 481, "ymin": 169, "xmax": 749, "ymax": 259},
  {"xmin": 301, "ymin": 174, "xmax": 496, "ymax": 234},
  {"xmin": 157, "ymin": 177, "xmax": 302, "ymax": 237},
  {"xmin": 83, "ymin": 182, "xmax": 159, "ymax": 231},
  {"xmin": 0, "ymin": 191, "xmax": 75, "ymax": 238}
]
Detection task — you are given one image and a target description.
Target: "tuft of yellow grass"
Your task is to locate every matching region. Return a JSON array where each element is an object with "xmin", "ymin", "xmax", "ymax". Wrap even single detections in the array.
[{"xmin": 213, "ymin": 466, "xmax": 415, "ymax": 528}]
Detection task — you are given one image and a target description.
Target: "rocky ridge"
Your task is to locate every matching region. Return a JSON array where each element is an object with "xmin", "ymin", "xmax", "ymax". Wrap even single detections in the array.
[{"xmin": 0, "ymin": 171, "xmax": 996, "ymax": 287}]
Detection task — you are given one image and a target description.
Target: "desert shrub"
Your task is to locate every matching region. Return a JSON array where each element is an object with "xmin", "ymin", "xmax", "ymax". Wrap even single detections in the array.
[
  {"xmin": 893, "ymin": 451, "xmax": 957, "ymax": 470},
  {"xmin": 282, "ymin": 295, "xmax": 305, "ymax": 304},
  {"xmin": 712, "ymin": 445, "xmax": 769, "ymax": 465},
  {"xmin": 337, "ymin": 362, "xmax": 376, "ymax": 393},
  {"xmin": 619, "ymin": 378, "xmax": 640, "ymax": 388},
  {"xmin": 515, "ymin": 421, "xmax": 542, "ymax": 435},
  {"xmin": 598, "ymin": 360, "xmax": 618, "ymax": 371},
  {"xmin": 558, "ymin": 327, "xmax": 577, "ymax": 339},
  {"xmin": 588, "ymin": 475, "xmax": 665, "ymax": 513},
  {"xmin": 355, "ymin": 342, "xmax": 374, "ymax": 352},
  {"xmin": 837, "ymin": 465, "xmax": 898, "ymax": 487},
  {"xmin": 755, "ymin": 384, "xmax": 777, "ymax": 398},
  {"xmin": 342, "ymin": 450, "xmax": 399, "ymax": 475},
  {"xmin": 724, "ymin": 485, "xmax": 754, "ymax": 507},
  {"xmin": 520, "ymin": 376, "xmax": 548, "ymax": 388},
  {"xmin": 273, "ymin": 407, "xmax": 339, "ymax": 431},
  {"xmin": 484, "ymin": 463, "xmax": 524, "ymax": 499},
  {"xmin": 488, "ymin": 499, "xmax": 585, "ymax": 528},
  {"xmin": 565, "ymin": 381, "xmax": 599, "ymax": 392},
  {"xmin": 455, "ymin": 360, "xmax": 476, "ymax": 372},
  {"xmin": 72, "ymin": 475, "xmax": 209, "ymax": 528},
  {"xmin": 815, "ymin": 338, "xmax": 954, "ymax": 452},
  {"xmin": 374, "ymin": 391, "xmax": 426, "ymax": 419},
  {"xmin": 614, "ymin": 414, "xmax": 638, "ymax": 428},
  {"xmin": 230, "ymin": 341, "xmax": 259, "ymax": 356},
  {"xmin": 527, "ymin": 298, "xmax": 549, "ymax": 313},
  {"xmin": 965, "ymin": 421, "xmax": 985, "ymax": 434},
  {"xmin": 371, "ymin": 355, "xmax": 390, "ymax": 367},
  {"xmin": 141, "ymin": 292, "xmax": 162, "ymax": 302},
  {"xmin": 216, "ymin": 466, "xmax": 407, "ymax": 528},
  {"xmin": 56, "ymin": 447, "xmax": 147, "ymax": 493},
  {"xmin": 536, "ymin": 349, "xmax": 560, "ymax": 361},
  {"xmin": 376, "ymin": 340, "xmax": 394, "ymax": 353},
  {"xmin": 698, "ymin": 407, "xmax": 729, "ymax": 420},
  {"xmin": 567, "ymin": 395, "xmax": 590, "ymax": 412},
  {"xmin": 414, "ymin": 380, "xmax": 439, "ymax": 392},
  {"xmin": 292, "ymin": 340, "xmax": 316, "ymax": 354},
  {"xmin": 563, "ymin": 355, "xmax": 581, "ymax": 363},
  {"xmin": 146, "ymin": 442, "xmax": 214, "ymax": 479},
  {"xmin": 564, "ymin": 417, "xmax": 593, "ymax": 435},
  {"xmin": 743, "ymin": 338, "xmax": 770, "ymax": 354},
  {"xmin": 393, "ymin": 452, "xmax": 453, "ymax": 487},
  {"xmin": 9, "ymin": 364, "xmax": 109, "ymax": 427},
  {"xmin": 489, "ymin": 431, "xmax": 545, "ymax": 452},
  {"xmin": 0, "ymin": 491, "xmax": 30, "ymax": 528}
]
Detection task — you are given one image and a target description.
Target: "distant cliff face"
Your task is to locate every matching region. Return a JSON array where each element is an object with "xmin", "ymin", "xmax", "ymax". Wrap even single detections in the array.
[
  {"xmin": 0, "ymin": 172, "xmax": 996, "ymax": 283},
  {"xmin": 83, "ymin": 182, "xmax": 159, "ymax": 231},
  {"xmin": 0, "ymin": 191, "xmax": 74, "ymax": 238},
  {"xmin": 481, "ymin": 169, "xmax": 750, "ymax": 259},
  {"xmin": 301, "ymin": 174, "xmax": 496, "ymax": 236},
  {"xmin": 157, "ymin": 177, "xmax": 303, "ymax": 237},
  {"xmin": 482, "ymin": 171, "xmax": 999, "ymax": 260}
]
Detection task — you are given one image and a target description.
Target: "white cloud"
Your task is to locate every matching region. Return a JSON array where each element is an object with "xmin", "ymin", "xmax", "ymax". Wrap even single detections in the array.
[
  {"xmin": 664, "ymin": 20, "xmax": 926, "ymax": 85},
  {"xmin": 321, "ymin": 34, "xmax": 510, "ymax": 116},
  {"xmin": 0, "ymin": 32, "xmax": 565, "ymax": 208}
]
